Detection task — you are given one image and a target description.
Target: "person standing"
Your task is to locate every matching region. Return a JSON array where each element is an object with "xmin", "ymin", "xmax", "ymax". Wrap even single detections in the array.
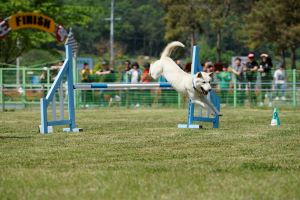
[
  {"xmin": 50, "ymin": 61, "xmax": 64, "ymax": 83},
  {"xmin": 121, "ymin": 60, "xmax": 131, "ymax": 83},
  {"xmin": 129, "ymin": 62, "xmax": 142, "ymax": 107},
  {"xmin": 80, "ymin": 62, "xmax": 92, "ymax": 108},
  {"xmin": 216, "ymin": 65, "xmax": 231, "ymax": 104},
  {"xmin": 95, "ymin": 61, "xmax": 116, "ymax": 106},
  {"xmin": 245, "ymin": 53, "xmax": 259, "ymax": 106},
  {"xmin": 258, "ymin": 53, "xmax": 273, "ymax": 106},
  {"xmin": 39, "ymin": 67, "xmax": 49, "ymax": 97},
  {"xmin": 273, "ymin": 64, "xmax": 286, "ymax": 101},
  {"xmin": 95, "ymin": 61, "xmax": 115, "ymax": 81},
  {"xmin": 141, "ymin": 62, "xmax": 152, "ymax": 83},
  {"xmin": 80, "ymin": 62, "xmax": 92, "ymax": 83},
  {"xmin": 141, "ymin": 62, "xmax": 152, "ymax": 106},
  {"xmin": 230, "ymin": 57, "xmax": 246, "ymax": 106},
  {"xmin": 129, "ymin": 62, "xmax": 142, "ymax": 83},
  {"xmin": 120, "ymin": 60, "xmax": 131, "ymax": 106}
]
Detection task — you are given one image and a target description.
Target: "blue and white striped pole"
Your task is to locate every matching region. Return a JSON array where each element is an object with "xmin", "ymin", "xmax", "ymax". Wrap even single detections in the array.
[{"xmin": 74, "ymin": 83, "xmax": 172, "ymax": 90}]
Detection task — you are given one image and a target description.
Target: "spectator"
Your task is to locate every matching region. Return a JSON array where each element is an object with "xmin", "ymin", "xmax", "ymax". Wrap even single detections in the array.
[
  {"xmin": 95, "ymin": 61, "xmax": 116, "ymax": 106},
  {"xmin": 184, "ymin": 62, "xmax": 191, "ymax": 73},
  {"xmin": 39, "ymin": 67, "xmax": 48, "ymax": 84},
  {"xmin": 120, "ymin": 60, "xmax": 131, "ymax": 107},
  {"xmin": 141, "ymin": 62, "xmax": 152, "ymax": 106},
  {"xmin": 258, "ymin": 53, "xmax": 273, "ymax": 106},
  {"xmin": 230, "ymin": 57, "xmax": 246, "ymax": 105},
  {"xmin": 273, "ymin": 63, "xmax": 286, "ymax": 101},
  {"xmin": 210, "ymin": 63, "xmax": 220, "ymax": 89},
  {"xmin": 245, "ymin": 53, "xmax": 259, "ymax": 105},
  {"xmin": 216, "ymin": 64, "xmax": 231, "ymax": 104},
  {"xmin": 176, "ymin": 59, "xmax": 183, "ymax": 69},
  {"xmin": 80, "ymin": 62, "xmax": 92, "ymax": 108},
  {"xmin": 50, "ymin": 61, "xmax": 64, "ymax": 82},
  {"xmin": 95, "ymin": 61, "xmax": 114, "ymax": 75},
  {"xmin": 121, "ymin": 60, "xmax": 131, "ymax": 83},
  {"xmin": 129, "ymin": 62, "xmax": 142, "ymax": 83},
  {"xmin": 95, "ymin": 61, "xmax": 115, "ymax": 82},
  {"xmin": 129, "ymin": 62, "xmax": 142, "ymax": 107},
  {"xmin": 141, "ymin": 62, "xmax": 152, "ymax": 83},
  {"xmin": 80, "ymin": 62, "xmax": 92, "ymax": 83},
  {"xmin": 39, "ymin": 67, "xmax": 48, "ymax": 96},
  {"xmin": 203, "ymin": 61, "xmax": 213, "ymax": 72}
]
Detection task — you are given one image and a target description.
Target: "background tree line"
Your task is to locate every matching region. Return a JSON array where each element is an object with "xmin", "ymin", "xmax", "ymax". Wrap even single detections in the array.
[{"xmin": 0, "ymin": 0, "xmax": 299, "ymax": 68}]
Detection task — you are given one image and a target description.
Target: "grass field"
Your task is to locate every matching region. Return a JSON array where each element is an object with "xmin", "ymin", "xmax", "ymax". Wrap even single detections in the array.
[{"xmin": 0, "ymin": 107, "xmax": 300, "ymax": 200}]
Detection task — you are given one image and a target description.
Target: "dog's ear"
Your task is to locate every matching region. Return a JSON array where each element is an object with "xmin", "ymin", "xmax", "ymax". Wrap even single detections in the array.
[
  {"xmin": 196, "ymin": 72, "xmax": 202, "ymax": 78},
  {"xmin": 208, "ymin": 72, "xmax": 214, "ymax": 78}
]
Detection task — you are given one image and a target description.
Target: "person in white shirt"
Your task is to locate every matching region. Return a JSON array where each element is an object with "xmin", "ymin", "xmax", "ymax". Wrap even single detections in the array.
[
  {"xmin": 273, "ymin": 64, "xmax": 286, "ymax": 100},
  {"xmin": 129, "ymin": 62, "xmax": 141, "ymax": 83},
  {"xmin": 129, "ymin": 62, "xmax": 142, "ymax": 107}
]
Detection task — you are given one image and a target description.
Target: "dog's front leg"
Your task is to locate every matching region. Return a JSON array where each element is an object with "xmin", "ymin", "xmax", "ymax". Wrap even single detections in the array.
[
  {"xmin": 191, "ymin": 99, "xmax": 206, "ymax": 108},
  {"xmin": 200, "ymin": 96, "xmax": 222, "ymax": 116}
]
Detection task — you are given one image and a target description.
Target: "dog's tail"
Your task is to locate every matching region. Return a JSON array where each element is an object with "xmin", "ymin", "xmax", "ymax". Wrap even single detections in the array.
[{"xmin": 160, "ymin": 41, "xmax": 185, "ymax": 59}]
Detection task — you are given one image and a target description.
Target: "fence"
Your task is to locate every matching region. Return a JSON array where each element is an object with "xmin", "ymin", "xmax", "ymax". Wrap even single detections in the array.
[{"xmin": 0, "ymin": 67, "xmax": 299, "ymax": 110}]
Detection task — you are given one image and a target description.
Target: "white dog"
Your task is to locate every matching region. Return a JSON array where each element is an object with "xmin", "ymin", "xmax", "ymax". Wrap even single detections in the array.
[{"xmin": 150, "ymin": 41, "xmax": 222, "ymax": 116}]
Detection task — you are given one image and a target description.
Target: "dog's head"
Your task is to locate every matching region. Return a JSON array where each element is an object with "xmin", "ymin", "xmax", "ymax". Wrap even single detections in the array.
[{"xmin": 193, "ymin": 72, "xmax": 213, "ymax": 95}]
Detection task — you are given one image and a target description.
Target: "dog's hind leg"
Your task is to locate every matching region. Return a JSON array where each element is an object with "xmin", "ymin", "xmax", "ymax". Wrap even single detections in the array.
[{"xmin": 150, "ymin": 60, "xmax": 163, "ymax": 80}]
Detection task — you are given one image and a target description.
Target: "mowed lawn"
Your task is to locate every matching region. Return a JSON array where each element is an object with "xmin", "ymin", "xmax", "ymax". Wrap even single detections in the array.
[{"xmin": 0, "ymin": 107, "xmax": 299, "ymax": 200}]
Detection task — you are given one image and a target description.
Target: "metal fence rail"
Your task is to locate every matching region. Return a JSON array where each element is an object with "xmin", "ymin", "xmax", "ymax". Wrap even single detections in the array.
[{"xmin": 0, "ymin": 67, "xmax": 299, "ymax": 110}]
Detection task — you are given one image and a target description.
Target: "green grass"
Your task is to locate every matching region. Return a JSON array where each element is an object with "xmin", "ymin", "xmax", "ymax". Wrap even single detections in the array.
[{"xmin": 0, "ymin": 108, "xmax": 299, "ymax": 200}]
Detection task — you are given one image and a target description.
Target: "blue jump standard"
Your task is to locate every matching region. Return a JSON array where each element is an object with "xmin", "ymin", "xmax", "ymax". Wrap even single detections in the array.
[{"xmin": 177, "ymin": 46, "xmax": 220, "ymax": 129}]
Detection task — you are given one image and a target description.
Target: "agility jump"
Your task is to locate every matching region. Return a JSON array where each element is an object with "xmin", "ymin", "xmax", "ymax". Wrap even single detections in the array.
[{"xmin": 39, "ymin": 45, "xmax": 220, "ymax": 134}]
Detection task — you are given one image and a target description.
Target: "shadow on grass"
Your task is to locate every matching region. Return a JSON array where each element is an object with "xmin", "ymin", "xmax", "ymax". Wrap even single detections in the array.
[
  {"xmin": 240, "ymin": 162, "xmax": 283, "ymax": 171},
  {"xmin": 0, "ymin": 136, "xmax": 33, "ymax": 140}
]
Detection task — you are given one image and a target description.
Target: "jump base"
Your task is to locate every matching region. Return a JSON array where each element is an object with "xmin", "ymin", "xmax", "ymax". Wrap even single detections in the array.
[
  {"xmin": 177, "ymin": 124, "xmax": 203, "ymax": 129},
  {"xmin": 39, "ymin": 125, "xmax": 53, "ymax": 134},
  {"xmin": 63, "ymin": 128, "xmax": 83, "ymax": 132}
]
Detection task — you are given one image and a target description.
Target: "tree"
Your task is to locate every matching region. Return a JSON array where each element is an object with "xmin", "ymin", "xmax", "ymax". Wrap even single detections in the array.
[
  {"xmin": 240, "ymin": 0, "xmax": 300, "ymax": 68},
  {"xmin": 281, "ymin": 0, "xmax": 300, "ymax": 68},
  {"xmin": 62, "ymin": 0, "xmax": 166, "ymax": 57},
  {"xmin": 200, "ymin": 0, "xmax": 232, "ymax": 62},
  {"xmin": 159, "ymin": 0, "xmax": 246, "ymax": 62},
  {"xmin": 0, "ymin": 0, "xmax": 94, "ymax": 64},
  {"xmin": 115, "ymin": 0, "xmax": 165, "ymax": 56},
  {"xmin": 159, "ymin": 0, "xmax": 203, "ymax": 54}
]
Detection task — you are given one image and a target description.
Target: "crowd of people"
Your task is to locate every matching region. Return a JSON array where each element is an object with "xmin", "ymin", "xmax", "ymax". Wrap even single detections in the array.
[
  {"xmin": 201, "ymin": 53, "xmax": 287, "ymax": 106},
  {"xmin": 80, "ymin": 60, "xmax": 157, "ymax": 107},
  {"xmin": 79, "ymin": 53, "xmax": 288, "ymax": 107}
]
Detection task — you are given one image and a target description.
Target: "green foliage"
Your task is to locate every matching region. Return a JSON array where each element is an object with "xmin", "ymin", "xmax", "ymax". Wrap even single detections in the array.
[
  {"xmin": 160, "ymin": 0, "xmax": 299, "ymax": 65},
  {"xmin": 0, "ymin": 0, "xmax": 95, "ymax": 64},
  {"xmin": 159, "ymin": 0, "xmax": 203, "ymax": 50},
  {"xmin": 20, "ymin": 49, "xmax": 62, "ymax": 66},
  {"xmin": 239, "ymin": 0, "xmax": 300, "ymax": 67},
  {"xmin": 197, "ymin": 37, "xmax": 216, "ymax": 62},
  {"xmin": 0, "ymin": 0, "xmax": 299, "ymax": 67}
]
